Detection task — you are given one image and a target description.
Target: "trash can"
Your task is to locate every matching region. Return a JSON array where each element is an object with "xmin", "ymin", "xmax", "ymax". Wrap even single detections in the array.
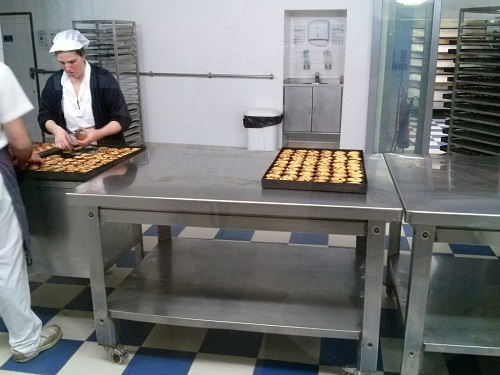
[{"xmin": 243, "ymin": 108, "xmax": 283, "ymax": 151}]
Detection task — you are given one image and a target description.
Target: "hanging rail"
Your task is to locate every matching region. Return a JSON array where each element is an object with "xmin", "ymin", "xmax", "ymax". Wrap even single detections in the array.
[
  {"xmin": 31, "ymin": 68, "xmax": 274, "ymax": 80},
  {"xmin": 134, "ymin": 71, "xmax": 274, "ymax": 79}
]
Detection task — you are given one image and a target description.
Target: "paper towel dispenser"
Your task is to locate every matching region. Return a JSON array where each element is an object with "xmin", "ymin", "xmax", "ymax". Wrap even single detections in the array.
[{"xmin": 308, "ymin": 20, "xmax": 329, "ymax": 41}]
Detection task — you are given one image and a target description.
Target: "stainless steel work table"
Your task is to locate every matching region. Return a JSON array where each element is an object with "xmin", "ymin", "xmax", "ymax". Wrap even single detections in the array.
[
  {"xmin": 67, "ymin": 143, "xmax": 403, "ymax": 371},
  {"xmin": 384, "ymin": 153, "xmax": 500, "ymax": 375}
]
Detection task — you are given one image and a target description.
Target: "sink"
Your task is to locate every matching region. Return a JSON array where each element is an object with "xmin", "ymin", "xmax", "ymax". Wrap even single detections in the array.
[{"xmin": 283, "ymin": 78, "xmax": 338, "ymax": 85}]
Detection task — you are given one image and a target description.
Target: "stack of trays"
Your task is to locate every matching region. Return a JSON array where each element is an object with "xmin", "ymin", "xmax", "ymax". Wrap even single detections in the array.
[{"xmin": 261, "ymin": 147, "xmax": 367, "ymax": 193}]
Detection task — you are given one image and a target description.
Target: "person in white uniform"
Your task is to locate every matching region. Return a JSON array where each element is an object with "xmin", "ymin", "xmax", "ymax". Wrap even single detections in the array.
[
  {"xmin": 38, "ymin": 29, "xmax": 131, "ymax": 150},
  {"xmin": 0, "ymin": 61, "xmax": 62, "ymax": 362}
]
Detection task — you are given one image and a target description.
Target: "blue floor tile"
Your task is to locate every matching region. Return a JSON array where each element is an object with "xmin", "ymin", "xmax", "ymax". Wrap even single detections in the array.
[
  {"xmin": 444, "ymin": 353, "xmax": 481, "ymax": 375},
  {"xmin": 289, "ymin": 232, "xmax": 328, "ymax": 246},
  {"xmin": 122, "ymin": 347, "xmax": 196, "ymax": 375},
  {"xmin": 64, "ymin": 286, "xmax": 115, "ymax": 311},
  {"xmin": 449, "ymin": 244, "xmax": 495, "ymax": 257},
  {"xmin": 254, "ymin": 359, "xmax": 319, "ymax": 375},
  {"xmin": 119, "ymin": 320, "xmax": 156, "ymax": 347},
  {"xmin": 32, "ymin": 306, "xmax": 63, "ymax": 326},
  {"xmin": 379, "ymin": 308, "xmax": 405, "ymax": 339},
  {"xmin": 87, "ymin": 320, "xmax": 156, "ymax": 347},
  {"xmin": 199, "ymin": 329, "xmax": 263, "ymax": 357},
  {"xmin": 402, "ymin": 223, "xmax": 413, "ymax": 237},
  {"xmin": 319, "ymin": 338, "xmax": 358, "ymax": 367},
  {"xmin": 0, "ymin": 339, "xmax": 82, "ymax": 375},
  {"xmin": 143, "ymin": 225, "xmax": 157, "ymax": 236},
  {"xmin": 46, "ymin": 276, "xmax": 89, "ymax": 286},
  {"xmin": 143, "ymin": 225, "xmax": 185, "ymax": 237},
  {"xmin": 115, "ymin": 249, "xmax": 144, "ymax": 268},
  {"xmin": 214, "ymin": 228, "xmax": 255, "ymax": 241}
]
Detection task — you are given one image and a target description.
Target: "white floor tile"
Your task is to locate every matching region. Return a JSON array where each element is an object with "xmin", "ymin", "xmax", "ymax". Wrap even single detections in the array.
[
  {"xmin": 258, "ymin": 334, "xmax": 320, "ymax": 364},
  {"xmin": 27, "ymin": 272, "xmax": 52, "ymax": 283},
  {"xmin": 188, "ymin": 353, "xmax": 256, "ymax": 375},
  {"xmin": 57, "ymin": 341, "xmax": 138, "ymax": 375},
  {"xmin": 47, "ymin": 309, "xmax": 95, "ymax": 341},
  {"xmin": 178, "ymin": 227, "xmax": 220, "ymax": 240},
  {"xmin": 421, "ymin": 351, "xmax": 449, "ymax": 375},
  {"xmin": 141, "ymin": 235, "xmax": 159, "ymax": 252},
  {"xmin": 379, "ymin": 337, "xmax": 403, "ymax": 373},
  {"xmin": 491, "ymin": 245, "xmax": 500, "ymax": 257},
  {"xmin": 432, "ymin": 242, "xmax": 453, "ymax": 254},
  {"xmin": 251, "ymin": 230, "xmax": 291, "ymax": 243},
  {"xmin": 328, "ymin": 234, "xmax": 356, "ymax": 248},
  {"xmin": 30, "ymin": 283, "xmax": 86, "ymax": 309},
  {"xmin": 142, "ymin": 324, "xmax": 207, "ymax": 352}
]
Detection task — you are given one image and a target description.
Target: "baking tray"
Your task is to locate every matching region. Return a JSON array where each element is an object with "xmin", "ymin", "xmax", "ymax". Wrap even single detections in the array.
[
  {"xmin": 261, "ymin": 147, "xmax": 368, "ymax": 194},
  {"xmin": 21, "ymin": 145, "xmax": 146, "ymax": 182}
]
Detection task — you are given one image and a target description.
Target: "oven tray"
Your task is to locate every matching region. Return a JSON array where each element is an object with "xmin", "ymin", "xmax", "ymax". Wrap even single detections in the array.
[
  {"xmin": 261, "ymin": 147, "xmax": 367, "ymax": 194},
  {"xmin": 21, "ymin": 145, "xmax": 146, "ymax": 182}
]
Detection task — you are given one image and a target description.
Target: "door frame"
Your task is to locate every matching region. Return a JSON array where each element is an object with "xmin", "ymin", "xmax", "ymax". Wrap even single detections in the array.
[{"xmin": 0, "ymin": 12, "xmax": 41, "ymax": 115}]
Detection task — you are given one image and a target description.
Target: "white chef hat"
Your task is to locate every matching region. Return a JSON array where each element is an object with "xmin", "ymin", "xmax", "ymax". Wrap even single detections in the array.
[{"xmin": 49, "ymin": 29, "xmax": 90, "ymax": 53}]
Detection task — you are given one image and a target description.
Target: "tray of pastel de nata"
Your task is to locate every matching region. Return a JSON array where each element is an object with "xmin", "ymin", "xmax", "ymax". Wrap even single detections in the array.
[
  {"xmin": 22, "ymin": 143, "xmax": 146, "ymax": 182},
  {"xmin": 261, "ymin": 147, "xmax": 368, "ymax": 194}
]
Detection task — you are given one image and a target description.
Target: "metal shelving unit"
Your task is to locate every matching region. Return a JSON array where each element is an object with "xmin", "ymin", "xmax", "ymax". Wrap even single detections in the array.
[
  {"xmin": 445, "ymin": 7, "xmax": 500, "ymax": 156},
  {"xmin": 73, "ymin": 20, "xmax": 143, "ymax": 146}
]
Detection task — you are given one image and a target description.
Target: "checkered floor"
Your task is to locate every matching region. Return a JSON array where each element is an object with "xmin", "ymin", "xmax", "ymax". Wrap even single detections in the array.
[
  {"xmin": 1, "ymin": 224, "xmax": 499, "ymax": 375},
  {"xmin": 394, "ymin": 118, "xmax": 447, "ymax": 155},
  {"xmin": 429, "ymin": 118, "xmax": 447, "ymax": 154}
]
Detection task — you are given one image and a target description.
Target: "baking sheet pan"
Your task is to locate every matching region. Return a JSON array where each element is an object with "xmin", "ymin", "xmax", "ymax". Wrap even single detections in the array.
[
  {"xmin": 261, "ymin": 147, "xmax": 368, "ymax": 194},
  {"xmin": 21, "ymin": 145, "xmax": 146, "ymax": 182}
]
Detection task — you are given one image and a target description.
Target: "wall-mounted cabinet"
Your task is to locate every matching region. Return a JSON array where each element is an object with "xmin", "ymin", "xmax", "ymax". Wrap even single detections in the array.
[{"xmin": 283, "ymin": 85, "xmax": 342, "ymax": 134}]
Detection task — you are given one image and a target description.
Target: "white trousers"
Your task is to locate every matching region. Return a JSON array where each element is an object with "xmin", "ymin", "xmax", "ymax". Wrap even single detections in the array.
[{"xmin": 0, "ymin": 174, "xmax": 42, "ymax": 356}]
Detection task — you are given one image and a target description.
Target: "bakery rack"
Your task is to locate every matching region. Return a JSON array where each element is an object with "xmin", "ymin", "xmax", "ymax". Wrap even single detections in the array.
[
  {"xmin": 73, "ymin": 20, "xmax": 143, "ymax": 146},
  {"xmin": 445, "ymin": 7, "xmax": 500, "ymax": 156}
]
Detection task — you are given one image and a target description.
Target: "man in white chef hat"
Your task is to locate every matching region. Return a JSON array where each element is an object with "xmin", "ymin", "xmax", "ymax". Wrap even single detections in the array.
[{"xmin": 38, "ymin": 29, "xmax": 131, "ymax": 150}]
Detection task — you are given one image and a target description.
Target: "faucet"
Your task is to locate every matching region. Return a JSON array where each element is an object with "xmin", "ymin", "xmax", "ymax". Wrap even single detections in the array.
[{"xmin": 314, "ymin": 72, "xmax": 320, "ymax": 83}]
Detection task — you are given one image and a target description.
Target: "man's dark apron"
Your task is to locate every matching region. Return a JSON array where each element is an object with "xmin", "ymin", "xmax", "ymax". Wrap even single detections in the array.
[{"xmin": 0, "ymin": 147, "xmax": 32, "ymax": 266}]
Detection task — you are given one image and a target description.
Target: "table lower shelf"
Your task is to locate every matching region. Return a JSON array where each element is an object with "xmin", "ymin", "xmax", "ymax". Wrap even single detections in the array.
[
  {"xmin": 389, "ymin": 253, "xmax": 500, "ymax": 356},
  {"xmin": 108, "ymin": 237, "xmax": 367, "ymax": 339}
]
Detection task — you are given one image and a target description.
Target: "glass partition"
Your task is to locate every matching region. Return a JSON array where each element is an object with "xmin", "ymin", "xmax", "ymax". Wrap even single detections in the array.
[{"xmin": 371, "ymin": 0, "xmax": 441, "ymax": 154}]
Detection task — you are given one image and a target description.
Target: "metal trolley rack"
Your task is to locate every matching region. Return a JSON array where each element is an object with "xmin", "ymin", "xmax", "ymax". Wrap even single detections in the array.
[
  {"xmin": 385, "ymin": 153, "xmax": 500, "ymax": 375},
  {"xmin": 73, "ymin": 20, "xmax": 143, "ymax": 145},
  {"xmin": 68, "ymin": 144, "xmax": 402, "ymax": 372},
  {"xmin": 445, "ymin": 6, "xmax": 500, "ymax": 156}
]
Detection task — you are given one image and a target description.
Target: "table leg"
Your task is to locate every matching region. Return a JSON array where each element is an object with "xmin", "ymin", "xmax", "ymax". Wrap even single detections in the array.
[
  {"xmin": 85, "ymin": 206, "xmax": 118, "ymax": 347},
  {"xmin": 134, "ymin": 226, "xmax": 145, "ymax": 265},
  {"xmin": 157, "ymin": 225, "xmax": 172, "ymax": 244},
  {"xmin": 358, "ymin": 220, "xmax": 385, "ymax": 372},
  {"xmin": 385, "ymin": 221, "xmax": 402, "ymax": 297},
  {"xmin": 400, "ymin": 224, "xmax": 436, "ymax": 375}
]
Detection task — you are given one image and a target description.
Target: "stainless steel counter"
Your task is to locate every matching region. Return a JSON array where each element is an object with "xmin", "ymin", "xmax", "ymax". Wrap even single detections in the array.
[
  {"xmin": 68, "ymin": 143, "xmax": 403, "ymax": 370},
  {"xmin": 384, "ymin": 153, "xmax": 500, "ymax": 375},
  {"xmin": 19, "ymin": 177, "xmax": 143, "ymax": 278}
]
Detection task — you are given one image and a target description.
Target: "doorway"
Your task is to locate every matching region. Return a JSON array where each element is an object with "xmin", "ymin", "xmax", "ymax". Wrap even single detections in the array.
[{"xmin": 0, "ymin": 13, "xmax": 41, "ymax": 141}]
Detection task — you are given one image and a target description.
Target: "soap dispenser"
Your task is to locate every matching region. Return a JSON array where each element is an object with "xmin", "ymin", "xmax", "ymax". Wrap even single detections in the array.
[
  {"xmin": 323, "ymin": 50, "xmax": 332, "ymax": 69},
  {"xmin": 303, "ymin": 49, "xmax": 310, "ymax": 70}
]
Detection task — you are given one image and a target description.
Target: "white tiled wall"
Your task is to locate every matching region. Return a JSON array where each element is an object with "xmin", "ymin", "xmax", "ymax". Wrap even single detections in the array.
[{"xmin": 284, "ymin": 11, "xmax": 347, "ymax": 81}]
